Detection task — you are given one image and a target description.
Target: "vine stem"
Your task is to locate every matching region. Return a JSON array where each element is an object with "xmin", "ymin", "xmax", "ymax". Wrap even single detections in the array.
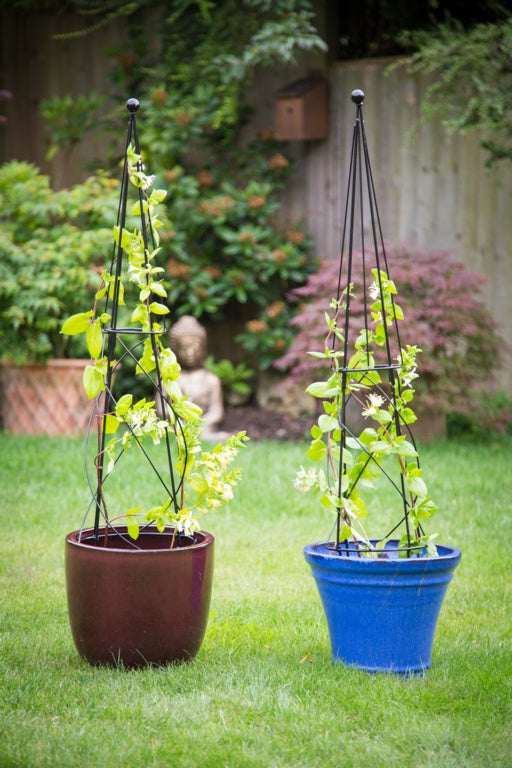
[{"xmin": 350, "ymin": 388, "xmax": 417, "ymax": 533}]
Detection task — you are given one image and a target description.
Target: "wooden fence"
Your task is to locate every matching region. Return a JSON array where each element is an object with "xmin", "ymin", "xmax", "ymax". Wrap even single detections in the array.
[
  {"xmin": 268, "ymin": 58, "xmax": 512, "ymax": 391},
  {"xmin": 0, "ymin": 10, "xmax": 125, "ymax": 186}
]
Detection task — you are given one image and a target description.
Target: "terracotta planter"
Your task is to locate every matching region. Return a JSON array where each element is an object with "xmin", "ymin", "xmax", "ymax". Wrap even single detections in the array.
[
  {"xmin": 65, "ymin": 527, "xmax": 214, "ymax": 667},
  {"xmin": 0, "ymin": 359, "xmax": 91, "ymax": 436}
]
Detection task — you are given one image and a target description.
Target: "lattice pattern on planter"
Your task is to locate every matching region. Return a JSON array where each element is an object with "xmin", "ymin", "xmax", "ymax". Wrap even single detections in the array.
[{"xmin": 0, "ymin": 360, "xmax": 90, "ymax": 436}]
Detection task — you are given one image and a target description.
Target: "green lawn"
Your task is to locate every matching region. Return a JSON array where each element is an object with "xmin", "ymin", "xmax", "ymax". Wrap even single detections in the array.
[{"xmin": 0, "ymin": 433, "xmax": 511, "ymax": 768}]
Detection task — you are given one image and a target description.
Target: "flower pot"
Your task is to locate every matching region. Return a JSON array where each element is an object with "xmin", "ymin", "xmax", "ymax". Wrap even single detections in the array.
[
  {"xmin": 304, "ymin": 540, "xmax": 461, "ymax": 674},
  {"xmin": 65, "ymin": 526, "xmax": 214, "ymax": 667},
  {"xmin": 0, "ymin": 359, "xmax": 90, "ymax": 436}
]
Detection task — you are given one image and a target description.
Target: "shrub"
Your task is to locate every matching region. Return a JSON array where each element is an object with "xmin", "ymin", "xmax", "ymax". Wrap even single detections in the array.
[
  {"xmin": 126, "ymin": 1, "xmax": 325, "ymax": 369},
  {"xmin": 0, "ymin": 161, "xmax": 119, "ymax": 362},
  {"xmin": 41, "ymin": 2, "xmax": 327, "ymax": 371},
  {"xmin": 275, "ymin": 244, "xmax": 507, "ymax": 427},
  {"xmin": 141, "ymin": 102, "xmax": 317, "ymax": 369}
]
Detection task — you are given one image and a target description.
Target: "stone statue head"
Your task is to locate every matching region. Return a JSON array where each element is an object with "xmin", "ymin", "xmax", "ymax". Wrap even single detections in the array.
[{"xmin": 170, "ymin": 315, "xmax": 207, "ymax": 370}]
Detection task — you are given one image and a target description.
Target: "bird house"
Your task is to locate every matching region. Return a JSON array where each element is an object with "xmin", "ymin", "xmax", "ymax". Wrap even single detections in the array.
[{"xmin": 275, "ymin": 77, "xmax": 328, "ymax": 141}]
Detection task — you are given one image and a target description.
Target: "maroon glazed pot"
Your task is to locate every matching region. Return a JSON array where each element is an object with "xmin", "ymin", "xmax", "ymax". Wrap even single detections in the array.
[{"xmin": 65, "ymin": 526, "xmax": 214, "ymax": 667}]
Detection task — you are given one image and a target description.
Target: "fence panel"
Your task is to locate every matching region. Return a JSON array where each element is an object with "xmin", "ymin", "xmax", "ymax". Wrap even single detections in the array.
[{"xmin": 275, "ymin": 58, "xmax": 512, "ymax": 391}]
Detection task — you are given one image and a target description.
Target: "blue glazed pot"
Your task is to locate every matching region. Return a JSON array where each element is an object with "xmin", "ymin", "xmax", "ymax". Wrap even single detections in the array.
[{"xmin": 304, "ymin": 540, "xmax": 461, "ymax": 674}]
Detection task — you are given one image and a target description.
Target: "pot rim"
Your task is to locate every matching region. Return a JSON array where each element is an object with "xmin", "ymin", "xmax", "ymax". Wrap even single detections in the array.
[
  {"xmin": 304, "ymin": 539, "xmax": 461, "ymax": 564},
  {"xmin": 1, "ymin": 357, "xmax": 89, "ymax": 369},
  {"xmin": 66, "ymin": 525, "xmax": 214, "ymax": 553}
]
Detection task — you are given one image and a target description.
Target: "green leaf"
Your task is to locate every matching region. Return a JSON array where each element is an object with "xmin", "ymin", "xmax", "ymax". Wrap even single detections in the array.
[
  {"xmin": 306, "ymin": 439, "xmax": 327, "ymax": 462},
  {"xmin": 337, "ymin": 523, "xmax": 353, "ymax": 544},
  {"xmin": 393, "ymin": 302, "xmax": 404, "ymax": 320},
  {"xmin": 395, "ymin": 440, "xmax": 418, "ymax": 458},
  {"xmin": 399, "ymin": 407, "xmax": 417, "ymax": 424},
  {"xmin": 131, "ymin": 199, "xmax": 149, "ymax": 216},
  {"xmin": 351, "ymin": 493, "xmax": 367, "ymax": 519},
  {"xmin": 407, "ymin": 475, "xmax": 428, "ymax": 498},
  {"xmin": 127, "ymin": 520, "xmax": 140, "ymax": 540},
  {"xmin": 306, "ymin": 381, "xmax": 338, "ymax": 398},
  {"xmin": 401, "ymin": 389, "xmax": 415, "ymax": 403},
  {"xmin": 116, "ymin": 394, "xmax": 133, "ymax": 416},
  {"xmin": 149, "ymin": 189, "xmax": 167, "ymax": 204},
  {"xmin": 370, "ymin": 440, "xmax": 393, "ymax": 455},
  {"xmin": 187, "ymin": 473, "xmax": 209, "ymax": 495},
  {"xmin": 113, "ymin": 225, "xmax": 130, "ymax": 249},
  {"xmin": 155, "ymin": 518, "xmax": 166, "ymax": 533},
  {"xmin": 126, "ymin": 507, "xmax": 142, "ymax": 541},
  {"xmin": 359, "ymin": 427, "xmax": 379, "ymax": 445},
  {"xmin": 415, "ymin": 497, "xmax": 438, "ymax": 519},
  {"xmin": 104, "ymin": 414, "xmax": 120, "ymax": 434},
  {"xmin": 136, "ymin": 340, "xmax": 156, "ymax": 375},
  {"xmin": 150, "ymin": 281, "xmax": 167, "ymax": 298},
  {"xmin": 318, "ymin": 414, "xmax": 339, "ymax": 433},
  {"xmin": 149, "ymin": 301, "xmax": 170, "ymax": 315},
  {"xmin": 319, "ymin": 493, "xmax": 337, "ymax": 510},
  {"xmin": 61, "ymin": 310, "xmax": 93, "ymax": 336},
  {"xmin": 347, "ymin": 350, "xmax": 362, "ymax": 368},
  {"xmin": 131, "ymin": 304, "xmax": 147, "ymax": 324},
  {"xmin": 361, "ymin": 369, "xmax": 380, "ymax": 386},
  {"xmin": 85, "ymin": 318, "xmax": 103, "ymax": 359},
  {"xmin": 83, "ymin": 363, "xmax": 105, "ymax": 400}
]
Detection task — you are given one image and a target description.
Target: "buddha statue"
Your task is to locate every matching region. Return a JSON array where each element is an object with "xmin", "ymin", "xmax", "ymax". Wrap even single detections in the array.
[{"xmin": 169, "ymin": 315, "xmax": 226, "ymax": 438}]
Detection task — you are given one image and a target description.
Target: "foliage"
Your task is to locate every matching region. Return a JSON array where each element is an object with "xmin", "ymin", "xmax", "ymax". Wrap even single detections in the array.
[
  {"xmin": 205, "ymin": 356, "xmax": 254, "ymax": 405},
  {"xmin": 331, "ymin": 0, "xmax": 507, "ymax": 59},
  {"xmin": 35, "ymin": 1, "xmax": 320, "ymax": 370},
  {"xmin": 62, "ymin": 144, "xmax": 248, "ymax": 539},
  {"xmin": 447, "ymin": 391, "xmax": 512, "ymax": 438},
  {"xmin": 122, "ymin": 1, "xmax": 325, "ymax": 368},
  {"xmin": 294, "ymin": 269, "xmax": 438, "ymax": 556},
  {"xmin": 393, "ymin": 17, "xmax": 512, "ymax": 165},
  {"xmin": 158, "ymin": 152, "xmax": 315, "ymax": 347},
  {"xmin": 40, "ymin": 92, "xmax": 105, "ymax": 162},
  {"xmin": 39, "ymin": 2, "xmax": 324, "ymax": 370},
  {"xmin": 277, "ymin": 245, "xmax": 504, "ymax": 425},
  {"xmin": 0, "ymin": 160, "xmax": 119, "ymax": 363}
]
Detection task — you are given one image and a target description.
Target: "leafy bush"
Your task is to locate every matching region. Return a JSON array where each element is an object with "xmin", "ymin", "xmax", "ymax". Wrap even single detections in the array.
[
  {"xmin": 205, "ymin": 356, "xmax": 254, "ymax": 405},
  {"xmin": 395, "ymin": 17, "xmax": 512, "ymax": 166},
  {"xmin": 138, "ymin": 127, "xmax": 317, "ymax": 369},
  {"xmin": 40, "ymin": 1, "xmax": 326, "ymax": 369},
  {"xmin": 447, "ymin": 392, "xmax": 512, "ymax": 438},
  {"xmin": 127, "ymin": 1, "xmax": 325, "ymax": 368},
  {"xmin": 275, "ymin": 244, "xmax": 508, "ymax": 427},
  {"xmin": 155, "ymin": 140, "xmax": 316, "ymax": 368},
  {"xmin": 0, "ymin": 161, "xmax": 119, "ymax": 362}
]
